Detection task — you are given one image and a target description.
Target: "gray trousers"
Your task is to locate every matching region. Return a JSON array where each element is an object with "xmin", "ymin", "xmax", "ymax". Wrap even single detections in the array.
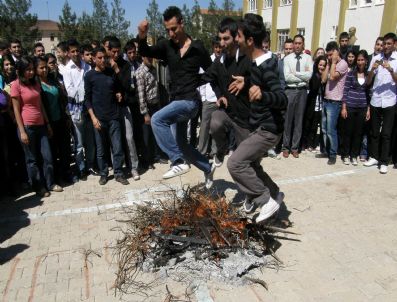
[
  {"xmin": 282, "ymin": 89, "xmax": 307, "ymax": 152},
  {"xmin": 120, "ymin": 106, "xmax": 139, "ymax": 171},
  {"xmin": 227, "ymin": 127, "xmax": 281, "ymax": 206},
  {"xmin": 210, "ymin": 110, "xmax": 250, "ymax": 156},
  {"xmin": 198, "ymin": 101, "xmax": 218, "ymax": 155}
]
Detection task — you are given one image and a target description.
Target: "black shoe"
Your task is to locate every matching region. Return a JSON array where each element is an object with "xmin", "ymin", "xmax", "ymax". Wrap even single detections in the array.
[
  {"xmin": 99, "ymin": 176, "xmax": 107, "ymax": 185},
  {"xmin": 89, "ymin": 168, "xmax": 100, "ymax": 176},
  {"xmin": 80, "ymin": 171, "xmax": 88, "ymax": 181},
  {"xmin": 148, "ymin": 164, "xmax": 155, "ymax": 170},
  {"xmin": 327, "ymin": 157, "xmax": 336, "ymax": 165},
  {"xmin": 115, "ymin": 175, "xmax": 129, "ymax": 185},
  {"xmin": 156, "ymin": 158, "xmax": 168, "ymax": 164}
]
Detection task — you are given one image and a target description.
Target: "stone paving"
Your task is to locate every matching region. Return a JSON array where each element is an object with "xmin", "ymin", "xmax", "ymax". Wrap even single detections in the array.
[{"xmin": 1, "ymin": 152, "xmax": 397, "ymax": 301}]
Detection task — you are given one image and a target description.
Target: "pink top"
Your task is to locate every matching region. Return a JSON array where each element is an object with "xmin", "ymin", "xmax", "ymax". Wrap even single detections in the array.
[
  {"xmin": 10, "ymin": 79, "xmax": 44, "ymax": 125},
  {"xmin": 325, "ymin": 59, "xmax": 349, "ymax": 101}
]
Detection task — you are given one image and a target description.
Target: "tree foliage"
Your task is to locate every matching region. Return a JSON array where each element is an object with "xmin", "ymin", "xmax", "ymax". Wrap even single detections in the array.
[
  {"xmin": 146, "ymin": 0, "xmax": 164, "ymax": 42},
  {"xmin": 76, "ymin": 11, "xmax": 96, "ymax": 43},
  {"xmin": 58, "ymin": 0, "xmax": 78, "ymax": 41},
  {"xmin": 91, "ymin": 0, "xmax": 110, "ymax": 40},
  {"xmin": 0, "ymin": 0, "xmax": 39, "ymax": 50},
  {"xmin": 108, "ymin": 0, "xmax": 130, "ymax": 43}
]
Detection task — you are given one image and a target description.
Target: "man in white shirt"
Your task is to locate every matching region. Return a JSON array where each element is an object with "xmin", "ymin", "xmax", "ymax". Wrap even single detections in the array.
[
  {"xmin": 282, "ymin": 34, "xmax": 313, "ymax": 158},
  {"xmin": 56, "ymin": 41, "xmax": 69, "ymax": 76},
  {"xmin": 198, "ymin": 37, "xmax": 223, "ymax": 157},
  {"xmin": 364, "ymin": 32, "xmax": 397, "ymax": 174},
  {"xmin": 63, "ymin": 39, "xmax": 96, "ymax": 180}
]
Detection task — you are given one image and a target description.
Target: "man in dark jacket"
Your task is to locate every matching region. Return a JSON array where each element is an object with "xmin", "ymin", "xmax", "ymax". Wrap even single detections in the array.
[{"xmin": 228, "ymin": 14, "xmax": 288, "ymax": 223}]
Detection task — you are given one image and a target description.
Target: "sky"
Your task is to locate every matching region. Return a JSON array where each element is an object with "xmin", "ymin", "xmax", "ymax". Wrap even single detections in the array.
[{"xmin": 30, "ymin": 0, "xmax": 242, "ymax": 35}]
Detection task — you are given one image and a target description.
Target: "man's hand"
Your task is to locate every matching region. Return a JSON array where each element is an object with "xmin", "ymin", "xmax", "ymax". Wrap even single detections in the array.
[
  {"xmin": 331, "ymin": 50, "xmax": 339, "ymax": 64},
  {"xmin": 116, "ymin": 93, "xmax": 122, "ymax": 103},
  {"xmin": 382, "ymin": 60, "xmax": 394, "ymax": 73},
  {"xmin": 138, "ymin": 20, "xmax": 149, "ymax": 39},
  {"xmin": 366, "ymin": 108, "xmax": 370, "ymax": 121},
  {"xmin": 341, "ymin": 107, "xmax": 348, "ymax": 119},
  {"xmin": 249, "ymin": 85, "xmax": 262, "ymax": 102},
  {"xmin": 216, "ymin": 96, "xmax": 228, "ymax": 108},
  {"xmin": 144, "ymin": 113, "xmax": 151, "ymax": 125},
  {"xmin": 92, "ymin": 117, "xmax": 101, "ymax": 130},
  {"xmin": 371, "ymin": 60, "xmax": 380, "ymax": 71},
  {"xmin": 110, "ymin": 59, "xmax": 120, "ymax": 73},
  {"xmin": 228, "ymin": 75, "xmax": 244, "ymax": 96}
]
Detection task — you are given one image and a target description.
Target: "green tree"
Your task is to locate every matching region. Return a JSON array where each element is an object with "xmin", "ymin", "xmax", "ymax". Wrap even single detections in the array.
[
  {"xmin": 58, "ymin": 0, "xmax": 78, "ymax": 41},
  {"xmin": 91, "ymin": 0, "xmax": 110, "ymax": 40},
  {"xmin": 0, "ymin": 0, "xmax": 39, "ymax": 50},
  {"xmin": 181, "ymin": 4, "xmax": 192, "ymax": 35},
  {"xmin": 146, "ymin": 0, "xmax": 164, "ymax": 42},
  {"xmin": 76, "ymin": 11, "xmax": 97, "ymax": 43},
  {"xmin": 190, "ymin": 0, "xmax": 202, "ymax": 40},
  {"xmin": 222, "ymin": 0, "xmax": 235, "ymax": 15},
  {"xmin": 202, "ymin": 0, "xmax": 220, "ymax": 48},
  {"xmin": 108, "ymin": 0, "xmax": 130, "ymax": 43}
]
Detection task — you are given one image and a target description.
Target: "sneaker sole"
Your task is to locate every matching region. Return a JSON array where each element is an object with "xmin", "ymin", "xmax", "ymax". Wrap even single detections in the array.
[{"xmin": 163, "ymin": 168, "xmax": 190, "ymax": 179}]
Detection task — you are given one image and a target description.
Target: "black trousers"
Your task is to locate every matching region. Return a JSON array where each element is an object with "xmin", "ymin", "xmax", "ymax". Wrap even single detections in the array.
[
  {"xmin": 340, "ymin": 107, "xmax": 367, "ymax": 158},
  {"xmin": 369, "ymin": 105, "xmax": 395, "ymax": 165}
]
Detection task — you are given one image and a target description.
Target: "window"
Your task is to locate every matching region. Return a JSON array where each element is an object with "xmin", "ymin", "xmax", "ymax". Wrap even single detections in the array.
[
  {"xmin": 349, "ymin": 0, "xmax": 358, "ymax": 8},
  {"xmin": 280, "ymin": 0, "xmax": 292, "ymax": 6},
  {"xmin": 50, "ymin": 33, "xmax": 55, "ymax": 41},
  {"xmin": 360, "ymin": 0, "xmax": 372, "ymax": 6},
  {"xmin": 297, "ymin": 28, "xmax": 305, "ymax": 37},
  {"xmin": 277, "ymin": 29, "xmax": 290, "ymax": 51},
  {"xmin": 248, "ymin": 0, "xmax": 257, "ymax": 11},
  {"xmin": 264, "ymin": 0, "xmax": 272, "ymax": 9}
]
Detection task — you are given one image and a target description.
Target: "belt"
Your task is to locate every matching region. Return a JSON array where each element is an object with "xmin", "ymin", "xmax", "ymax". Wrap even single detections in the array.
[
  {"xmin": 324, "ymin": 98, "xmax": 341, "ymax": 103},
  {"xmin": 286, "ymin": 86, "xmax": 306, "ymax": 90}
]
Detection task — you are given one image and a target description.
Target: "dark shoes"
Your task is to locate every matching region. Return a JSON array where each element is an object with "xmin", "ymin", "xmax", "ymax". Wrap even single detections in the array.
[
  {"xmin": 36, "ymin": 188, "xmax": 50, "ymax": 198},
  {"xmin": 292, "ymin": 151, "xmax": 299, "ymax": 158},
  {"xmin": 327, "ymin": 157, "xmax": 336, "ymax": 165},
  {"xmin": 115, "ymin": 175, "xmax": 130, "ymax": 185},
  {"xmin": 282, "ymin": 150, "xmax": 289, "ymax": 158},
  {"xmin": 99, "ymin": 176, "xmax": 107, "ymax": 185}
]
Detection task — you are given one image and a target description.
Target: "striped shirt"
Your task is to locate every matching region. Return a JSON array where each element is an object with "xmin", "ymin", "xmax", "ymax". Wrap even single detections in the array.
[
  {"xmin": 342, "ymin": 70, "xmax": 370, "ymax": 108},
  {"xmin": 325, "ymin": 59, "xmax": 348, "ymax": 101},
  {"xmin": 135, "ymin": 63, "xmax": 159, "ymax": 115}
]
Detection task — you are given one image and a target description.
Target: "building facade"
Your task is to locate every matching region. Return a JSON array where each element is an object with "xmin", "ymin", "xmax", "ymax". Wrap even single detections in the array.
[
  {"xmin": 243, "ymin": 0, "xmax": 397, "ymax": 53},
  {"xmin": 36, "ymin": 20, "xmax": 60, "ymax": 54}
]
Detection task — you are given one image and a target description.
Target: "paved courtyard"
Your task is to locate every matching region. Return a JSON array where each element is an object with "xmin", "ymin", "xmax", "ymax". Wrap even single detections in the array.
[{"xmin": 1, "ymin": 152, "xmax": 397, "ymax": 301}]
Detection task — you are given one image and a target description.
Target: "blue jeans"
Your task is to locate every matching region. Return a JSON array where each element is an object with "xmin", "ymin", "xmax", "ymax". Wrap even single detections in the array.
[
  {"xmin": 72, "ymin": 113, "xmax": 96, "ymax": 173},
  {"xmin": 151, "ymin": 100, "xmax": 211, "ymax": 174},
  {"xmin": 322, "ymin": 100, "xmax": 341, "ymax": 158},
  {"xmin": 93, "ymin": 119, "xmax": 124, "ymax": 177},
  {"xmin": 18, "ymin": 125, "xmax": 54, "ymax": 190}
]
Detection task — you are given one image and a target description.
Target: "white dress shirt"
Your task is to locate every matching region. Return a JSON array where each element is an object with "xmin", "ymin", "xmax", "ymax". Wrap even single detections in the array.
[
  {"xmin": 368, "ymin": 53, "xmax": 397, "ymax": 108},
  {"xmin": 283, "ymin": 52, "xmax": 313, "ymax": 88},
  {"xmin": 63, "ymin": 59, "xmax": 89, "ymax": 103}
]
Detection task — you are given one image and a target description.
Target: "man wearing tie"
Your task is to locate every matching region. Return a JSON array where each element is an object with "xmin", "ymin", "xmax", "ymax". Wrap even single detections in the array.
[{"xmin": 282, "ymin": 35, "xmax": 313, "ymax": 158}]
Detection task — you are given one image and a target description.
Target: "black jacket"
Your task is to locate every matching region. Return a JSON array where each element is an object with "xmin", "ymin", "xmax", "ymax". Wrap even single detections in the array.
[
  {"xmin": 138, "ymin": 36, "xmax": 212, "ymax": 101},
  {"xmin": 249, "ymin": 56, "xmax": 288, "ymax": 134},
  {"xmin": 203, "ymin": 52, "xmax": 252, "ymax": 129}
]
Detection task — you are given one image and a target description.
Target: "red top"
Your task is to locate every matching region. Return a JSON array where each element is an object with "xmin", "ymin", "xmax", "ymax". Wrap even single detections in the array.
[{"xmin": 11, "ymin": 79, "xmax": 44, "ymax": 126}]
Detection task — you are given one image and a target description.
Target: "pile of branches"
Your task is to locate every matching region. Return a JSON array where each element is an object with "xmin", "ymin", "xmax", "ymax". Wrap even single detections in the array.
[{"xmin": 114, "ymin": 185, "xmax": 299, "ymax": 295}]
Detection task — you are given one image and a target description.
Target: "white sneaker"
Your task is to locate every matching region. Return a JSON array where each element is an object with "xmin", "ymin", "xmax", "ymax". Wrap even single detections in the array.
[
  {"xmin": 380, "ymin": 165, "xmax": 388, "ymax": 174},
  {"xmin": 351, "ymin": 157, "xmax": 358, "ymax": 166},
  {"xmin": 364, "ymin": 157, "xmax": 378, "ymax": 167},
  {"xmin": 343, "ymin": 157, "xmax": 350, "ymax": 165},
  {"xmin": 204, "ymin": 164, "xmax": 216, "ymax": 189},
  {"xmin": 163, "ymin": 163, "xmax": 190, "ymax": 179},
  {"xmin": 131, "ymin": 169, "xmax": 140, "ymax": 181},
  {"xmin": 256, "ymin": 197, "xmax": 280, "ymax": 223}
]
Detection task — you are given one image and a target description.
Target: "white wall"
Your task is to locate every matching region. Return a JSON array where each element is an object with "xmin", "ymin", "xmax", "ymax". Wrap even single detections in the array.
[
  {"xmin": 319, "ymin": 0, "xmax": 341, "ymax": 48},
  {"xmin": 297, "ymin": 0, "xmax": 316, "ymax": 50},
  {"xmin": 277, "ymin": 4, "xmax": 292, "ymax": 30},
  {"xmin": 345, "ymin": 4, "xmax": 384, "ymax": 52}
]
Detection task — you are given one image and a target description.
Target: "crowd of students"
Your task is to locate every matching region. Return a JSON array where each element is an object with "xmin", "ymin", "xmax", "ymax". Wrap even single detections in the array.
[{"xmin": 0, "ymin": 7, "xmax": 396, "ymax": 222}]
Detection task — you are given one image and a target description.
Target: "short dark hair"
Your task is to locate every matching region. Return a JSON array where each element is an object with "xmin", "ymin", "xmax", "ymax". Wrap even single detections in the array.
[
  {"xmin": 92, "ymin": 47, "xmax": 106, "ymax": 57},
  {"xmin": 57, "ymin": 41, "xmax": 68, "ymax": 52},
  {"xmin": 284, "ymin": 38, "xmax": 293, "ymax": 45},
  {"xmin": 375, "ymin": 36, "xmax": 384, "ymax": 43},
  {"xmin": 10, "ymin": 38, "xmax": 21, "ymax": 45},
  {"xmin": 211, "ymin": 36, "xmax": 220, "ymax": 46},
  {"xmin": 325, "ymin": 41, "xmax": 339, "ymax": 52},
  {"xmin": 124, "ymin": 41, "xmax": 136, "ymax": 53},
  {"xmin": 102, "ymin": 35, "xmax": 114, "ymax": 46},
  {"xmin": 80, "ymin": 43, "xmax": 93, "ymax": 53},
  {"xmin": 16, "ymin": 56, "xmax": 35, "ymax": 85},
  {"xmin": 45, "ymin": 53, "xmax": 56, "ymax": 62},
  {"xmin": 33, "ymin": 42, "xmax": 44, "ymax": 49},
  {"xmin": 108, "ymin": 37, "xmax": 121, "ymax": 50},
  {"xmin": 91, "ymin": 39, "xmax": 100, "ymax": 48},
  {"xmin": 383, "ymin": 32, "xmax": 397, "ymax": 42},
  {"xmin": 241, "ymin": 13, "xmax": 266, "ymax": 49},
  {"xmin": 218, "ymin": 17, "xmax": 238, "ymax": 38},
  {"xmin": 0, "ymin": 40, "xmax": 9, "ymax": 50},
  {"xmin": 67, "ymin": 39, "xmax": 80, "ymax": 51},
  {"xmin": 163, "ymin": 6, "xmax": 183, "ymax": 23},
  {"xmin": 339, "ymin": 32, "xmax": 349, "ymax": 41},
  {"xmin": 293, "ymin": 34, "xmax": 305, "ymax": 43}
]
